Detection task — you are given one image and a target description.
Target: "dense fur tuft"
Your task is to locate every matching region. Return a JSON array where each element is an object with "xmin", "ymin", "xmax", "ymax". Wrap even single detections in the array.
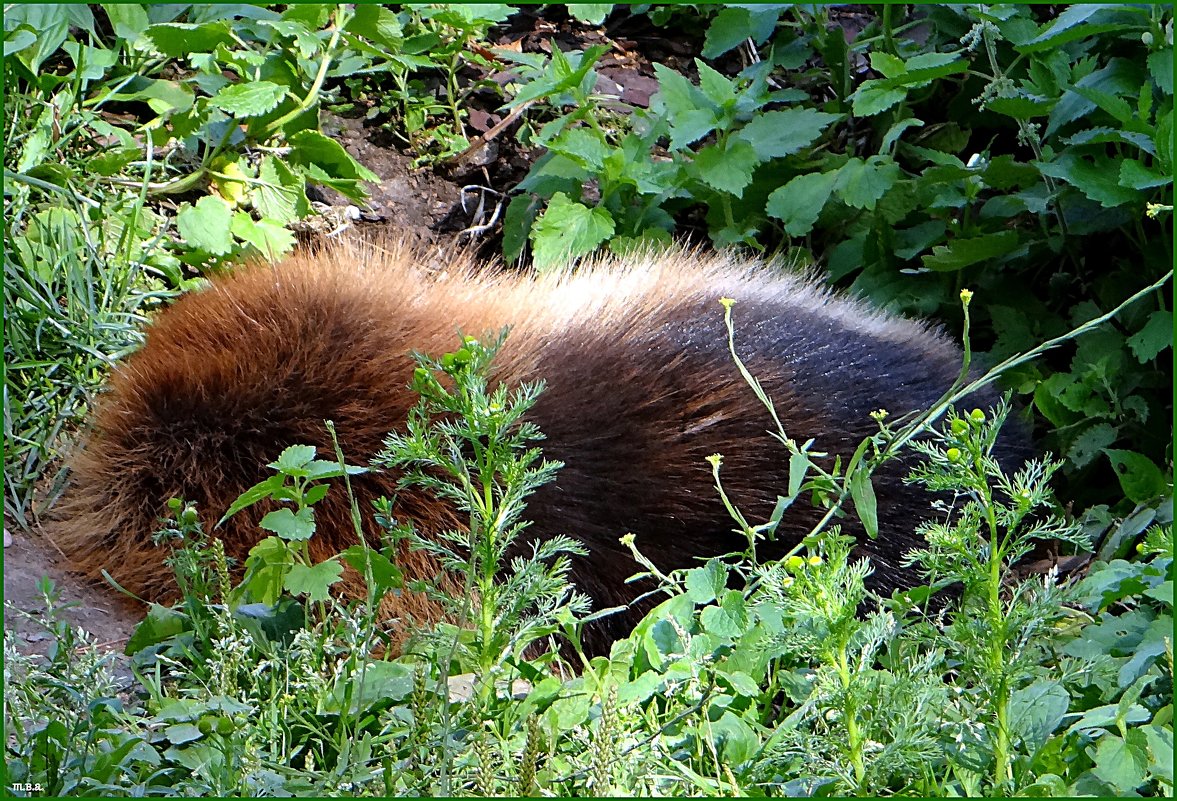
[{"xmin": 54, "ymin": 241, "xmax": 1020, "ymax": 651}]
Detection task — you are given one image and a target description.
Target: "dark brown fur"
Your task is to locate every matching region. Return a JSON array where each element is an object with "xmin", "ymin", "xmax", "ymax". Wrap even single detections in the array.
[{"xmin": 54, "ymin": 242, "xmax": 1020, "ymax": 652}]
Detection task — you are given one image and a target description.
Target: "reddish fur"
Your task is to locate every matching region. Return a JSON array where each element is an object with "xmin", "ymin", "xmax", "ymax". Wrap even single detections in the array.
[{"xmin": 53, "ymin": 241, "xmax": 1018, "ymax": 652}]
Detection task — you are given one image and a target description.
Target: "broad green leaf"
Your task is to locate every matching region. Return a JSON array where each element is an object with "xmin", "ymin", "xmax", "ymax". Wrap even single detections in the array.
[
  {"xmin": 684, "ymin": 559, "xmax": 726, "ymax": 605},
  {"xmin": 210, "ymin": 81, "xmax": 286, "ymax": 117},
  {"xmin": 734, "ymin": 108, "xmax": 841, "ymax": 160},
  {"xmin": 850, "ymin": 80, "xmax": 907, "ymax": 116},
  {"xmin": 986, "ymin": 91, "xmax": 1054, "ymax": 119},
  {"xmin": 922, "ymin": 230, "xmax": 1020, "ymax": 271},
  {"xmin": 703, "ymin": 6, "xmax": 779, "ymax": 58},
  {"xmin": 325, "ymin": 661, "xmax": 414, "ymax": 715},
  {"xmin": 1066, "ymin": 422, "xmax": 1118, "ymax": 469},
  {"xmin": 239, "ymin": 537, "xmax": 294, "ymax": 606},
  {"xmin": 693, "ymin": 141, "xmax": 758, "ymax": 196},
  {"xmin": 260, "ymin": 507, "xmax": 316, "ymax": 542},
  {"xmin": 125, "ymin": 604, "xmax": 187, "ymax": 654},
  {"xmin": 652, "ymin": 62, "xmax": 711, "ymax": 120},
  {"xmin": 1040, "ymin": 150, "xmax": 1139, "ymax": 205},
  {"xmin": 143, "ymin": 22, "xmax": 234, "ymax": 57},
  {"xmin": 1148, "ymin": 48, "xmax": 1173, "ymax": 95},
  {"xmin": 833, "ymin": 156, "xmax": 901, "ymax": 210},
  {"xmin": 530, "ymin": 192, "xmax": 615, "ymax": 270},
  {"xmin": 177, "ymin": 196, "xmax": 233, "ymax": 255},
  {"xmin": 284, "ymin": 558, "xmax": 343, "ymax": 602},
  {"xmin": 700, "ymin": 590, "xmax": 747, "ymax": 638},
  {"xmin": 869, "ymin": 51, "xmax": 906, "ymax": 79},
  {"xmin": 1143, "ymin": 725, "xmax": 1174, "ymax": 783},
  {"xmin": 1118, "ymin": 159, "xmax": 1172, "ymax": 190},
  {"xmin": 230, "ymin": 213, "xmax": 296, "ymax": 261},
  {"xmin": 272, "ymin": 445, "xmax": 317, "ymax": 473},
  {"xmin": 567, "ymin": 4, "xmax": 611, "ymax": 25},
  {"xmin": 668, "ymin": 107, "xmax": 718, "ymax": 150},
  {"xmin": 1020, "ymin": 5, "xmax": 1140, "ymax": 52},
  {"xmin": 553, "ymin": 128, "xmax": 609, "ymax": 172},
  {"xmin": 219, "ymin": 474, "xmax": 285, "ymax": 524},
  {"xmin": 344, "ymin": 4, "xmax": 402, "ymax": 48},
  {"xmin": 1106, "ymin": 450, "xmax": 1169, "ymax": 504},
  {"xmin": 103, "ymin": 4, "xmax": 149, "ymax": 42},
  {"xmin": 288, "ymin": 130, "xmax": 379, "ymax": 183},
  {"xmin": 253, "ymin": 156, "xmax": 309, "ymax": 223},
  {"xmin": 3, "ymin": 29, "xmax": 36, "ymax": 58},
  {"xmin": 1126, "ymin": 311, "xmax": 1174, "ymax": 362},
  {"xmin": 766, "ymin": 170, "xmax": 838, "ymax": 237},
  {"xmin": 1091, "ymin": 732, "xmax": 1149, "ymax": 793},
  {"xmin": 1008, "ymin": 680, "xmax": 1069, "ymax": 751},
  {"xmin": 696, "ymin": 60, "xmax": 736, "ymax": 107},
  {"xmin": 340, "ymin": 546, "xmax": 403, "ymax": 597}
]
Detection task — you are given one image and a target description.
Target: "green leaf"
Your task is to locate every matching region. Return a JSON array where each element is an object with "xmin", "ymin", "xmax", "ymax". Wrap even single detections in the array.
[
  {"xmin": 1143, "ymin": 725, "xmax": 1174, "ymax": 784},
  {"xmin": 849, "ymin": 80, "xmax": 908, "ymax": 116},
  {"xmin": 684, "ymin": 559, "xmax": 726, "ymax": 605},
  {"xmin": 143, "ymin": 22, "xmax": 234, "ymax": 57},
  {"xmin": 325, "ymin": 661, "xmax": 414, "ymax": 715},
  {"xmin": 833, "ymin": 156, "xmax": 902, "ymax": 210},
  {"xmin": 103, "ymin": 4, "xmax": 149, "ymax": 42},
  {"xmin": 219, "ymin": 474, "xmax": 284, "ymax": 524},
  {"xmin": 1066, "ymin": 422, "xmax": 1118, "ymax": 469},
  {"xmin": 344, "ymin": 4, "xmax": 403, "ymax": 49},
  {"xmin": 567, "ymin": 4, "xmax": 611, "ymax": 25},
  {"xmin": 177, "ymin": 197, "xmax": 233, "ymax": 255},
  {"xmin": 253, "ymin": 156, "xmax": 309, "ymax": 223},
  {"xmin": 260, "ymin": 507, "xmax": 316, "ymax": 542},
  {"xmin": 922, "ymin": 230, "xmax": 1020, "ymax": 272},
  {"xmin": 1148, "ymin": 48, "xmax": 1173, "ymax": 95},
  {"xmin": 284, "ymin": 558, "xmax": 343, "ymax": 602},
  {"xmin": 3, "ymin": 29, "xmax": 37, "ymax": 58},
  {"xmin": 1126, "ymin": 311, "xmax": 1174, "ymax": 362},
  {"xmin": 530, "ymin": 192, "xmax": 615, "ymax": 270},
  {"xmin": 849, "ymin": 468, "xmax": 878, "ymax": 539},
  {"xmin": 1106, "ymin": 450, "xmax": 1169, "ymax": 504},
  {"xmin": 734, "ymin": 108, "xmax": 841, "ymax": 161},
  {"xmin": 288, "ymin": 130, "xmax": 379, "ymax": 183},
  {"xmin": 1009, "ymin": 680, "xmax": 1069, "ymax": 751},
  {"xmin": 340, "ymin": 546, "xmax": 403, "ymax": 598},
  {"xmin": 1091, "ymin": 733, "xmax": 1149, "ymax": 794},
  {"xmin": 693, "ymin": 141, "xmax": 759, "ymax": 196},
  {"xmin": 1118, "ymin": 159, "xmax": 1172, "ymax": 190},
  {"xmin": 766, "ymin": 170, "xmax": 838, "ymax": 236},
  {"xmin": 703, "ymin": 7, "xmax": 779, "ymax": 58},
  {"xmin": 272, "ymin": 444, "xmax": 317, "ymax": 473},
  {"xmin": 869, "ymin": 51, "xmax": 907, "ymax": 79},
  {"xmin": 700, "ymin": 590, "xmax": 748, "ymax": 639},
  {"xmin": 210, "ymin": 81, "xmax": 287, "ymax": 117},
  {"xmin": 239, "ymin": 537, "xmax": 293, "ymax": 605},
  {"xmin": 696, "ymin": 60, "xmax": 736, "ymax": 107},
  {"xmin": 1020, "ymin": 5, "xmax": 1139, "ymax": 52},
  {"xmin": 986, "ymin": 91, "xmax": 1055, "ymax": 119},
  {"xmin": 230, "ymin": 213, "xmax": 296, "ymax": 261},
  {"xmin": 125, "ymin": 604, "xmax": 187, "ymax": 654}
]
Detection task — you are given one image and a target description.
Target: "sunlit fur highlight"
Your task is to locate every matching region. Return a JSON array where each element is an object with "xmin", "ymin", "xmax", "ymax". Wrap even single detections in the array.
[{"xmin": 53, "ymin": 240, "xmax": 1019, "ymax": 652}]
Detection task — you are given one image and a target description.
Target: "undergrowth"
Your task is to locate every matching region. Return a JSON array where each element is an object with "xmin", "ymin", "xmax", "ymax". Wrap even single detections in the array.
[{"xmin": 5, "ymin": 311, "xmax": 1172, "ymax": 796}]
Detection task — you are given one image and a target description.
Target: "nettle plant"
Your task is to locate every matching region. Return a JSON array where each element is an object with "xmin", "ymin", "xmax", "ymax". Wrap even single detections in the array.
[
  {"xmin": 4, "ymin": 3, "xmax": 394, "ymax": 266},
  {"xmin": 502, "ymin": 3, "xmax": 1173, "ymax": 511}
]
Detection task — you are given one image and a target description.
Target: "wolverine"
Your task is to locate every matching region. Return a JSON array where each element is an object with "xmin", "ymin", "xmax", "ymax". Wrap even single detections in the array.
[{"xmin": 53, "ymin": 240, "xmax": 1022, "ymax": 652}]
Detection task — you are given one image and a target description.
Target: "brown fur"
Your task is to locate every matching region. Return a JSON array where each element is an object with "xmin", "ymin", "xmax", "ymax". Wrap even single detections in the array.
[{"xmin": 53, "ymin": 241, "xmax": 1019, "ymax": 652}]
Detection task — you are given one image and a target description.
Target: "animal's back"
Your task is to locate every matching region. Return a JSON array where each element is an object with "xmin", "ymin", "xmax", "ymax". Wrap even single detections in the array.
[{"xmin": 54, "ymin": 242, "xmax": 1014, "ymax": 650}]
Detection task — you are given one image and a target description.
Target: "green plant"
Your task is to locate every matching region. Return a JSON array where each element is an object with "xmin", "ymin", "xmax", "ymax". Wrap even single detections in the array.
[
  {"xmin": 501, "ymin": 4, "xmax": 1172, "ymax": 512},
  {"xmin": 373, "ymin": 332, "xmax": 590, "ymax": 689}
]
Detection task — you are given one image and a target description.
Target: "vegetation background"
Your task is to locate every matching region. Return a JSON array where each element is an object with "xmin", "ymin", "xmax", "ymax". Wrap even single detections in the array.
[{"xmin": 3, "ymin": 3, "xmax": 1172, "ymax": 797}]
